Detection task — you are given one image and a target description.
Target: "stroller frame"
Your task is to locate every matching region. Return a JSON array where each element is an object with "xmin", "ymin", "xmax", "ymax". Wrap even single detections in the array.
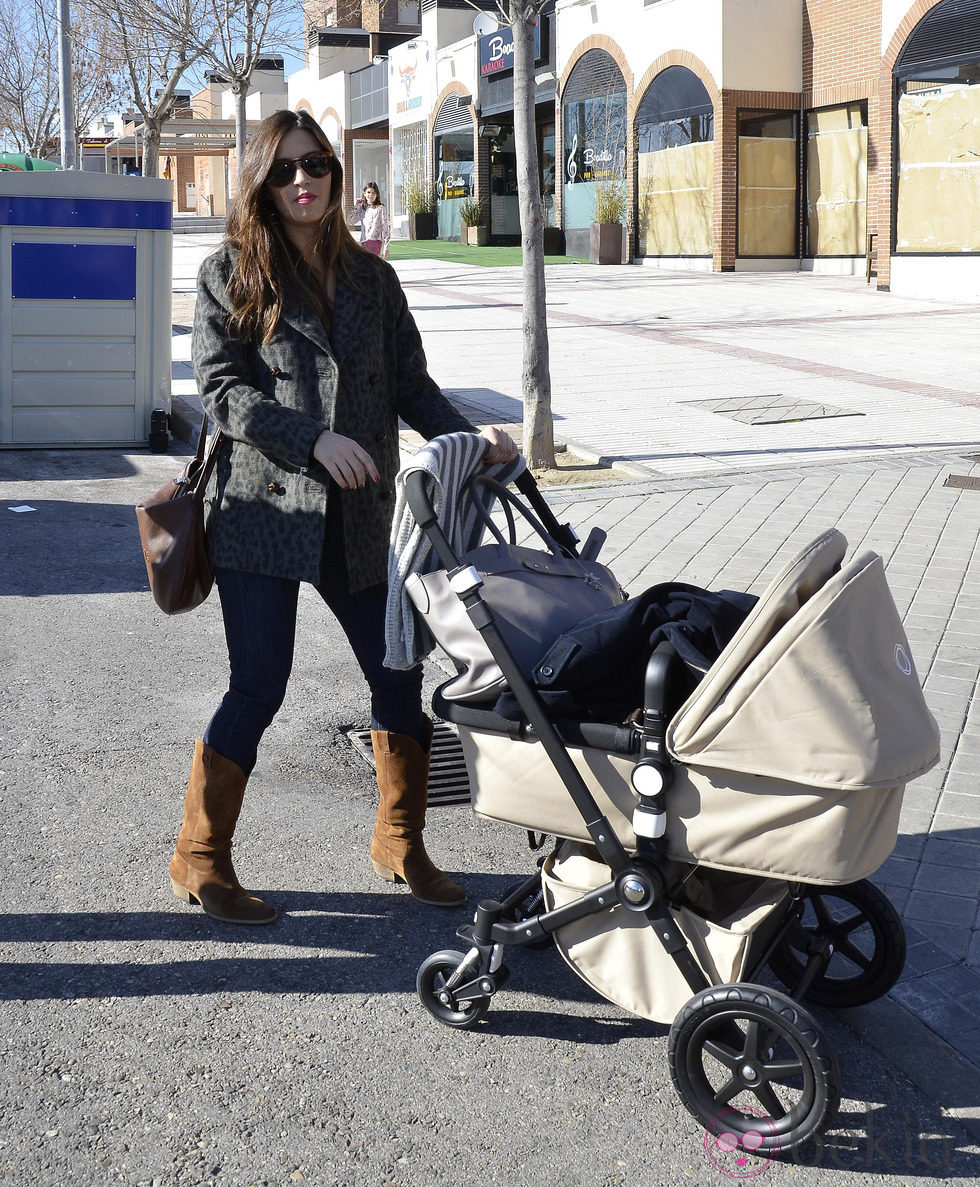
[{"xmin": 406, "ymin": 469, "xmax": 909, "ymax": 1156}]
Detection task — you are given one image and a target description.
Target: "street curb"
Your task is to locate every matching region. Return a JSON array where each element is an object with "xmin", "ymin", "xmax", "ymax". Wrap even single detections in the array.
[
  {"xmin": 557, "ymin": 436, "xmax": 664, "ymax": 481},
  {"xmin": 843, "ymin": 994, "xmax": 980, "ymax": 1142}
]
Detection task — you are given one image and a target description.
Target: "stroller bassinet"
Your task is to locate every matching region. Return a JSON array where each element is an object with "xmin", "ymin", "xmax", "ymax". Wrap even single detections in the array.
[{"xmin": 400, "ymin": 463, "xmax": 940, "ymax": 1156}]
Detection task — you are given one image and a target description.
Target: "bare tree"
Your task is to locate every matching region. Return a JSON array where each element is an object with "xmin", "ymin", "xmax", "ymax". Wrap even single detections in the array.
[
  {"xmin": 191, "ymin": 0, "xmax": 300, "ymax": 182},
  {"xmin": 90, "ymin": 0, "xmax": 210, "ymax": 178},
  {"xmin": 0, "ymin": 0, "xmax": 122, "ymax": 161},
  {"xmin": 466, "ymin": 0, "xmax": 554, "ymax": 470}
]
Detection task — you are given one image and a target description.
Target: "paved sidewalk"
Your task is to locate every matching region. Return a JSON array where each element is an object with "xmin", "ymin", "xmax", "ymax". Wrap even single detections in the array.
[{"xmin": 170, "ymin": 239, "xmax": 980, "ymax": 1128}]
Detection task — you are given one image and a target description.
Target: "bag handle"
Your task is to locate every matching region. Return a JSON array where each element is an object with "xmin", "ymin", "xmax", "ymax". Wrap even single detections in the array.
[
  {"xmin": 181, "ymin": 414, "xmax": 224, "ymax": 496},
  {"xmin": 468, "ymin": 473, "xmax": 570, "ymax": 559}
]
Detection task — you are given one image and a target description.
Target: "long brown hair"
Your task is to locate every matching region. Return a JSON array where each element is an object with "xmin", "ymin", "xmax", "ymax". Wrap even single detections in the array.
[{"xmin": 224, "ymin": 109, "xmax": 356, "ymax": 342}]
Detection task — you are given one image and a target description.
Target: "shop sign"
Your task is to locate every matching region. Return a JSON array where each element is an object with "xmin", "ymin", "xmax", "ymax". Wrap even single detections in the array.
[
  {"xmin": 438, "ymin": 172, "xmax": 469, "ymax": 200},
  {"xmin": 566, "ymin": 135, "xmax": 627, "ymax": 183},
  {"xmin": 479, "ymin": 20, "xmax": 541, "ymax": 77},
  {"xmin": 389, "ymin": 40, "xmax": 433, "ymax": 129}
]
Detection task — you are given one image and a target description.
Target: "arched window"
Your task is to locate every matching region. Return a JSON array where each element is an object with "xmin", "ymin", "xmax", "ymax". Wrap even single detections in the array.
[
  {"xmin": 894, "ymin": 0, "xmax": 980, "ymax": 253},
  {"xmin": 635, "ymin": 66, "xmax": 713, "ymax": 257},
  {"xmin": 562, "ymin": 50, "xmax": 627, "ymax": 233}
]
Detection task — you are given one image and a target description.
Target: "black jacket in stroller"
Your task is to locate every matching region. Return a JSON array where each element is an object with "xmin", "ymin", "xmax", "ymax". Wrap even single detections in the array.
[{"xmin": 493, "ymin": 581, "xmax": 757, "ymax": 723}]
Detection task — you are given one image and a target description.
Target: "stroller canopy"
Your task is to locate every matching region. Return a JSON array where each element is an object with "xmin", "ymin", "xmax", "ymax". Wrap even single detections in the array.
[{"xmin": 668, "ymin": 530, "xmax": 940, "ymax": 791}]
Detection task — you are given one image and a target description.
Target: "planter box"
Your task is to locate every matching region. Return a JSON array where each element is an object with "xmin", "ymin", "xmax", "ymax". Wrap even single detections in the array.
[
  {"xmin": 409, "ymin": 211, "xmax": 436, "ymax": 240},
  {"xmin": 590, "ymin": 222, "xmax": 624, "ymax": 265},
  {"xmin": 466, "ymin": 224, "xmax": 489, "ymax": 246}
]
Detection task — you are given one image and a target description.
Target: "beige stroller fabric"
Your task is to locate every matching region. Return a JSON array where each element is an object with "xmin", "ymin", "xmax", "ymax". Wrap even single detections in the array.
[
  {"xmin": 462, "ymin": 728, "xmax": 906, "ymax": 883},
  {"xmin": 541, "ymin": 843, "xmax": 788, "ymax": 1023},
  {"xmin": 459, "ymin": 530, "xmax": 940, "ymax": 885},
  {"xmin": 668, "ymin": 531, "xmax": 940, "ymax": 790}
]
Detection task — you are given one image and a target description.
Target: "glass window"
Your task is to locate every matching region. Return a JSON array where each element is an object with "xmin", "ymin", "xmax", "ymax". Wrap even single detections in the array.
[
  {"xmin": 636, "ymin": 66, "xmax": 713, "ymax": 257},
  {"xmin": 804, "ymin": 103, "xmax": 867, "ymax": 257},
  {"xmin": 435, "ymin": 129, "xmax": 473, "ymax": 238},
  {"xmin": 895, "ymin": 62, "xmax": 980, "ymax": 252},
  {"xmin": 562, "ymin": 50, "xmax": 627, "ymax": 231},
  {"xmin": 539, "ymin": 120, "xmax": 556, "ymax": 227},
  {"xmin": 392, "ymin": 122, "xmax": 425, "ymax": 224},
  {"xmin": 737, "ymin": 110, "xmax": 798, "ymax": 257}
]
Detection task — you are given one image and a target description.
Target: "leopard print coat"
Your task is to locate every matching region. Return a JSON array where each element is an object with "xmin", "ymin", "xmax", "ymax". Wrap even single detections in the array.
[{"xmin": 192, "ymin": 244, "xmax": 475, "ymax": 591}]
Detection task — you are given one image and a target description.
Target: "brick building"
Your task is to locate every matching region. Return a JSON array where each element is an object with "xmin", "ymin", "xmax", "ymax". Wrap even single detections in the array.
[{"xmin": 289, "ymin": 0, "xmax": 980, "ymax": 299}]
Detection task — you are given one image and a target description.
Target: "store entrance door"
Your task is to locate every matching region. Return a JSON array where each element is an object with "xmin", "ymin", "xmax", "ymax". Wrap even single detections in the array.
[
  {"xmin": 487, "ymin": 118, "xmax": 557, "ymax": 244},
  {"xmin": 488, "ymin": 126, "xmax": 519, "ymax": 243}
]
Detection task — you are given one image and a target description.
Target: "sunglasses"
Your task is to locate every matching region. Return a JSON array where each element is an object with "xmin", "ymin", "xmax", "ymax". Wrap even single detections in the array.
[{"xmin": 266, "ymin": 152, "xmax": 333, "ymax": 189}]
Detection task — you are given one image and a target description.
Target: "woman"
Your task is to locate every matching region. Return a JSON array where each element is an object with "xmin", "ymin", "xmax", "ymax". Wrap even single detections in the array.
[
  {"xmin": 348, "ymin": 181, "xmax": 390, "ymax": 257},
  {"xmin": 170, "ymin": 109, "xmax": 517, "ymax": 926}
]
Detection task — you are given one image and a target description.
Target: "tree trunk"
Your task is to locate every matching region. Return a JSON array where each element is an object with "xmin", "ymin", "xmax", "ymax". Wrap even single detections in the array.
[
  {"xmin": 510, "ymin": 3, "xmax": 554, "ymax": 471},
  {"xmin": 141, "ymin": 118, "xmax": 161, "ymax": 178},
  {"xmin": 233, "ymin": 83, "xmax": 248, "ymax": 197}
]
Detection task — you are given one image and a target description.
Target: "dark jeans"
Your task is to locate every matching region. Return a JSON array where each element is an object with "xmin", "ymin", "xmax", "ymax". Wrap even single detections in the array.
[{"xmin": 203, "ymin": 566, "xmax": 424, "ymax": 774}]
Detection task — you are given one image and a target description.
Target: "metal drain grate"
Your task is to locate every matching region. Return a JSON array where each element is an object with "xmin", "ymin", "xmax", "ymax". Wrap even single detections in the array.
[
  {"xmin": 944, "ymin": 474, "xmax": 980, "ymax": 490},
  {"xmin": 346, "ymin": 721, "xmax": 471, "ymax": 807},
  {"xmin": 685, "ymin": 395, "xmax": 863, "ymax": 425}
]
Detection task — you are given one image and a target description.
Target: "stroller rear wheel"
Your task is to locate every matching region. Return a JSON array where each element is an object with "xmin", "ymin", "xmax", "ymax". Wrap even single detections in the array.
[
  {"xmin": 767, "ymin": 880, "xmax": 906, "ymax": 1007},
  {"xmin": 417, "ymin": 950, "xmax": 491, "ymax": 1029},
  {"xmin": 668, "ymin": 983, "xmax": 841, "ymax": 1155}
]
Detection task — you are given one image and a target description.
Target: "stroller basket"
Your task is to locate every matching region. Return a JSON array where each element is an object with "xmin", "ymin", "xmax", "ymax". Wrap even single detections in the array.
[{"xmin": 403, "ymin": 459, "xmax": 940, "ymax": 1156}]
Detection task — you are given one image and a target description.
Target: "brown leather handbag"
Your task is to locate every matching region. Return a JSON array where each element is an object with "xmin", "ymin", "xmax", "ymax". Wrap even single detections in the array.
[{"xmin": 135, "ymin": 416, "xmax": 223, "ymax": 615}]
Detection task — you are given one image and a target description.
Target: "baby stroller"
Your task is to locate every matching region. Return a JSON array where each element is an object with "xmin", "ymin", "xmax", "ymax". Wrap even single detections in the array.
[{"xmin": 399, "ymin": 462, "xmax": 940, "ymax": 1156}]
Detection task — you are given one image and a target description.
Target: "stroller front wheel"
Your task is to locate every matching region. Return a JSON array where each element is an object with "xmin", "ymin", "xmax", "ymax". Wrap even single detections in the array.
[
  {"xmin": 417, "ymin": 949, "xmax": 491, "ymax": 1029},
  {"xmin": 668, "ymin": 983, "xmax": 841, "ymax": 1156}
]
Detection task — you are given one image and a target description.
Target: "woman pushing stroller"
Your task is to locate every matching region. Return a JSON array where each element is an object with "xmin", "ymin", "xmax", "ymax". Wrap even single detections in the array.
[{"xmin": 169, "ymin": 109, "xmax": 517, "ymax": 925}]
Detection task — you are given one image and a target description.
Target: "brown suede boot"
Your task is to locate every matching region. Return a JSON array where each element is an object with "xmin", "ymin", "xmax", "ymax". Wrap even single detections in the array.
[
  {"xmin": 169, "ymin": 739, "xmax": 276, "ymax": 925},
  {"xmin": 370, "ymin": 721, "xmax": 466, "ymax": 907}
]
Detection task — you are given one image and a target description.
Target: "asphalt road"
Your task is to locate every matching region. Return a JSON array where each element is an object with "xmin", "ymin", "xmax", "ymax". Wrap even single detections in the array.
[{"xmin": 2, "ymin": 447, "xmax": 979, "ymax": 1185}]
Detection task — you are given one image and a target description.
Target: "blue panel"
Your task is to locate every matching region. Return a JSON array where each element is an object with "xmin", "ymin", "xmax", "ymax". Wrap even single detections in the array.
[
  {"xmin": 0, "ymin": 195, "xmax": 171, "ymax": 230},
  {"xmin": 11, "ymin": 242, "xmax": 137, "ymax": 300}
]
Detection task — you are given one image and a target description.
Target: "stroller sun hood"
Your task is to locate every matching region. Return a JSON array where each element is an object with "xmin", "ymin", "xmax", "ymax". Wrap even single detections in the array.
[{"xmin": 668, "ymin": 531, "xmax": 941, "ymax": 791}]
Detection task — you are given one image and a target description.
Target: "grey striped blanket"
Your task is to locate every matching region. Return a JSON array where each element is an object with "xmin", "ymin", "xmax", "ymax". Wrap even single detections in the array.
[{"xmin": 384, "ymin": 432, "xmax": 526, "ymax": 669}]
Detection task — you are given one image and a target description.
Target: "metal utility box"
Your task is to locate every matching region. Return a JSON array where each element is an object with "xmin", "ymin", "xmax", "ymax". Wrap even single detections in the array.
[{"xmin": 0, "ymin": 171, "xmax": 173, "ymax": 447}]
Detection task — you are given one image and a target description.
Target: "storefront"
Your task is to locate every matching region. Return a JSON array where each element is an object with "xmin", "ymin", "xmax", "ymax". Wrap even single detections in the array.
[
  {"xmin": 476, "ymin": 7, "xmax": 557, "ymax": 245},
  {"xmin": 635, "ymin": 66, "xmax": 714, "ymax": 260},
  {"xmin": 737, "ymin": 109, "xmax": 798, "ymax": 259},
  {"xmin": 561, "ymin": 47, "xmax": 627, "ymax": 260},
  {"xmin": 388, "ymin": 38, "xmax": 435, "ymax": 239},
  {"xmin": 434, "ymin": 93, "xmax": 474, "ymax": 239},
  {"xmin": 892, "ymin": 1, "xmax": 980, "ymax": 256},
  {"xmin": 804, "ymin": 103, "xmax": 868, "ymax": 259}
]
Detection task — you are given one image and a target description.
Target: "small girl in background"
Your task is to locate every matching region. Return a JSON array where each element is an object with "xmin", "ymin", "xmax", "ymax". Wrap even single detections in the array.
[{"xmin": 348, "ymin": 181, "xmax": 390, "ymax": 258}]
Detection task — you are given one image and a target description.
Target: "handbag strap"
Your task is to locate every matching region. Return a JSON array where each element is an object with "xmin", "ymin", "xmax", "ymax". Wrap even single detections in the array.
[
  {"xmin": 468, "ymin": 473, "xmax": 567, "ymax": 559},
  {"xmin": 182, "ymin": 414, "xmax": 224, "ymax": 496},
  {"xmin": 192, "ymin": 413, "xmax": 209, "ymax": 463}
]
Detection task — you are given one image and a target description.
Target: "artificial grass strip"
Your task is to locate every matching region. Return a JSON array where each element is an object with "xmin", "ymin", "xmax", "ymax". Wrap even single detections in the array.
[{"xmin": 388, "ymin": 239, "xmax": 586, "ymax": 267}]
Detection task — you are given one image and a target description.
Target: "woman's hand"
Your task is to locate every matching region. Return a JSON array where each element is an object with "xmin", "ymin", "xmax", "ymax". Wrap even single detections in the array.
[
  {"xmin": 479, "ymin": 426, "xmax": 520, "ymax": 465},
  {"xmin": 313, "ymin": 429, "xmax": 379, "ymax": 489}
]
